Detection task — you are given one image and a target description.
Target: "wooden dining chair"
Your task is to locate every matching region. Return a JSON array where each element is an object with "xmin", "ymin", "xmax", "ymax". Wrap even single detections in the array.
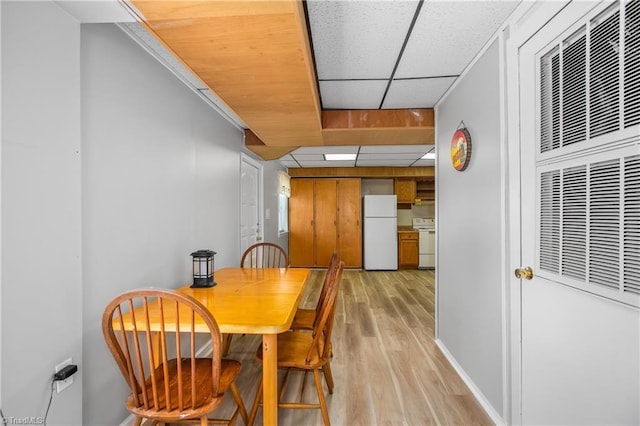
[
  {"xmin": 222, "ymin": 242, "xmax": 289, "ymax": 356},
  {"xmin": 291, "ymin": 251, "xmax": 339, "ymax": 331},
  {"xmin": 240, "ymin": 242, "xmax": 288, "ymax": 268},
  {"xmin": 102, "ymin": 288, "xmax": 248, "ymax": 426},
  {"xmin": 247, "ymin": 261, "xmax": 345, "ymax": 426}
]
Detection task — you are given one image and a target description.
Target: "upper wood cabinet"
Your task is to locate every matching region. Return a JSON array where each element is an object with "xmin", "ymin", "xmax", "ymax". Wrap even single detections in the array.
[
  {"xmin": 395, "ymin": 179, "xmax": 417, "ymax": 203},
  {"xmin": 416, "ymin": 178, "xmax": 435, "ymax": 201},
  {"xmin": 289, "ymin": 178, "xmax": 362, "ymax": 268}
]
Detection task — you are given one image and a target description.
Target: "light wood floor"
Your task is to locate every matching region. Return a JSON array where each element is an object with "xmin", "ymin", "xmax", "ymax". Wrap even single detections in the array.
[{"xmin": 207, "ymin": 269, "xmax": 493, "ymax": 426}]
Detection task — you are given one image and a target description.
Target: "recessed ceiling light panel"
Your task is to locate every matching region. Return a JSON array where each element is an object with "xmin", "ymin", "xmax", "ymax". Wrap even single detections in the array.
[{"xmin": 325, "ymin": 154, "xmax": 357, "ymax": 161}]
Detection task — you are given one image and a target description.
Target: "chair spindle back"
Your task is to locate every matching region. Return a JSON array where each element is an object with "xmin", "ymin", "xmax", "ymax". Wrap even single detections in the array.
[
  {"xmin": 241, "ymin": 242, "xmax": 288, "ymax": 268},
  {"xmin": 102, "ymin": 289, "xmax": 222, "ymax": 413}
]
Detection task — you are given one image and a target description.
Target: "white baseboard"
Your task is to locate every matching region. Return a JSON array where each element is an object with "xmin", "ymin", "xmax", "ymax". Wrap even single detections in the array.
[
  {"xmin": 118, "ymin": 339, "xmax": 214, "ymax": 426},
  {"xmin": 435, "ymin": 338, "xmax": 505, "ymax": 426},
  {"xmin": 119, "ymin": 414, "xmax": 136, "ymax": 426}
]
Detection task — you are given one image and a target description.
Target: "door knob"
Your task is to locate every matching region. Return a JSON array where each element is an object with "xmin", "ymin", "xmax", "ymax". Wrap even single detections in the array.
[{"xmin": 514, "ymin": 266, "xmax": 534, "ymax": 280}]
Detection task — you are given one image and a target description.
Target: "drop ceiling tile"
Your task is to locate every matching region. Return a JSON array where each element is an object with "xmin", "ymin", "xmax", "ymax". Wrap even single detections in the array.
[
  {"xmin": 412, "ymin": 159, "xmax": 436, "ymax": 167},
  {"xmin": 292, "ymin": 146, "xmax": 358, "ymax": 155},
  {"xmin": 319, "ymin": 80, "xmax": 388, "ymax": 109},
  {"xmin": 382, "ymin": 77, "xmax": 457, "ymax": 108},
  {"xmin": 298, "ymin": 160, "xmax": 357, "ymax": 168},
  {"xmin": 358, "ymin": 153, "xmax": 425, "ymax": 160},
  {"xmin": 290, "ymin": 153, "xmax": 325, "ymax": 161},
  {"xmin": 307, "ymin": 0, "xmax": 419, "ymax": 80},
  {"xmin": 356, "ymin": 159, "xmax": 415, "ymax": 167},
  {"xmin": 359, "ymin": 144, "xmax": 432, "ymax": 154},
  {"xmin": 281, "ymin": 160, "xmax": 300, "ymax": 168},
  {"xmin": 394, "ymin": 1, "xmax": 519, "ymax": 78}
]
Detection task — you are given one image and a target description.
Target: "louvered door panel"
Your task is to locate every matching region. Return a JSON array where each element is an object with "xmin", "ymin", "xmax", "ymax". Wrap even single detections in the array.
[
  {"xmin": 540, "ymin": 49, "xmax": 561, "ymax": 153},
  {"xmin": 624, "ymin": 155, "xmax": 640, "ymax": 294},
  {"xmin": 589, "ymin": 159, "xmax": 620, "ymax": 290},
  {"xmin": 561, "ymin": 166, "xmax": 587, "ymax": 281},
  {"xmin": 562, "ymin": 29, "xmax": 587, "ymax": 147},
  {"xmin": 540, "ymin": 170, "xmax": 561, "ymax": 273},
  {"xmin": 536, "ymin": 0, "xmax": 640, "ymax": 307},
  {"xmin": 590, "ymin": 7, "xmax": 620, "ymax": 138},
  {"xmin": 625, "ymin": 0, "xmax": 640, "ymax": 127},
  {"xmin": 538, "ymin": 1, "xmax": 639, "ymax": 154}
]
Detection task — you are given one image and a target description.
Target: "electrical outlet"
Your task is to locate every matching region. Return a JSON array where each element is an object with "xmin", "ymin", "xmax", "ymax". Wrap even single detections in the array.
[{"xmin": 54, "ymin": 358, "xmax": 74, "ymax": 394}]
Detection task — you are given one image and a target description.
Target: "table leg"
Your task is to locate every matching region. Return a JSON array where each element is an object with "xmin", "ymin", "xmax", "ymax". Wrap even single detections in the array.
[{"xmin": 262, "ymin": 333, "xmax": 278, "ymax": 425}]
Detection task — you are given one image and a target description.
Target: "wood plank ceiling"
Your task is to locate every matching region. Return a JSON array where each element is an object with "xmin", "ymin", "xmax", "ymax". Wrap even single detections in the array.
[{"xmin": 128, "ymin": 0, "xmax": 436, "ymax": 161}]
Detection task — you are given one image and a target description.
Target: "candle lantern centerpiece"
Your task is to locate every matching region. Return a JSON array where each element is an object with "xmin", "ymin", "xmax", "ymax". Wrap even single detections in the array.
[{"xmin": 190, "ymin": 250, "xmax": 216, "ymax": 288}]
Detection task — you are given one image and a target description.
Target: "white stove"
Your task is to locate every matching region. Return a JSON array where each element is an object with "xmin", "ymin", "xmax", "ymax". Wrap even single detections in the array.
[{"xmin": 413, "ymin": 218, "xmax": 435, "ymax": 269}]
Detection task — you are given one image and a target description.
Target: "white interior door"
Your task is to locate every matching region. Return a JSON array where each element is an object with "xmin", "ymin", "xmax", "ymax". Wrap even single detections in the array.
[
  {"xmin": 240, "ymin": 154, "xmax": 262, "ymax": 260},
  {"xmin": 518, "ymin": 2, "xmax": 640, "ymax": 424}
]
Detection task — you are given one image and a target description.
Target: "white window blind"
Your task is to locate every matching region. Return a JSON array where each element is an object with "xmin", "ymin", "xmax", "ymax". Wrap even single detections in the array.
[{"xmin": 537, "ymin": 0, "xmax": 640, "ymax": 307}]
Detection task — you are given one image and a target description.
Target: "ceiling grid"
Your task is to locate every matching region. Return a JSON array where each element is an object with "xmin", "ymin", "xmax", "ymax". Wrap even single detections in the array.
[{"xmin": 76, "ymin": 0, "xmax": 521, "ymax": 168}]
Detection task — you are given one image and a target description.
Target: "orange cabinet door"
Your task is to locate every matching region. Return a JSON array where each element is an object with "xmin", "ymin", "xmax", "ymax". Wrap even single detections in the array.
[
  {"xmin": 314, "ymin": 179, "xmax": 337, "ymax": 267},
  {"xmin": 337, "ymin": 179, "xmax": 362, "ymax": 268},
  {"xmin": 398, "ymin": 233, "xmax": 419, "ymax": 268},
  {"xmin": 395, "ymin": 179, "xmax": 416, "ymax": 203},
  {"xmin": 289, "ymin": 179, "xmax": 315, "ymax": 267}
]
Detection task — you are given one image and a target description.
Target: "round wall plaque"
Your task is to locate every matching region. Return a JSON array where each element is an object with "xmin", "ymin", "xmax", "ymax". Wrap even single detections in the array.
[{"xmin": 450, "ymin": 128, "xmax": 472, "ymax": 171}]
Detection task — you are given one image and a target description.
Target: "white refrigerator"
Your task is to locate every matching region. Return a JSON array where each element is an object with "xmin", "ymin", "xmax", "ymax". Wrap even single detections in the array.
[{"xmin": 363, "ymin": 195, "xmax": 398, "ymax": 270}]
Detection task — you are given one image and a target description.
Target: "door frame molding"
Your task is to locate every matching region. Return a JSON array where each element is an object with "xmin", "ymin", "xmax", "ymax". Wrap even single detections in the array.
[{"xmin": 240, "ymin": 153, "xmax": 264, "ymax": 258}]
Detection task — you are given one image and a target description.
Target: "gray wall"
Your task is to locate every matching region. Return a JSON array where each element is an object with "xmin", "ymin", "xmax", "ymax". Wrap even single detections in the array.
[
  {"xmin": 80, "ymin": 23, "xmax": 247, "ymax": 424},
  {"xmin": 435, "ymin": 40, "xmax": 504, "ymax": 414},
  {"xmin": 1, "ymin": 2, "xmax": 83, "ymax": 424},
  {"xmin": 1, "ymin": 2, "xmax": 285, "ymax": 424}
]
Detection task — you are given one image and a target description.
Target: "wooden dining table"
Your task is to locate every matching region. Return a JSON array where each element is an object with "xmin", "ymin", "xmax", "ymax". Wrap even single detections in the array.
[{"xmin": 117, "ymin": 267, "xmax": 310, "ymax": 425}]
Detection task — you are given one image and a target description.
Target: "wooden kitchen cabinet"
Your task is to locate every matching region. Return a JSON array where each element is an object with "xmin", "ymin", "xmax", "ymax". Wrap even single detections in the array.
[
  {"xmin": 289, "ymin": 179, "xmax": 315, "ymax": 267},
  {"xmin": 337, "ymin": 178, "xmax": 362, "ymax": 268},
  {"xmin": 314, "ymin": 179, "xmax": 338, "ymax": 266},
  {"xmin": 395, "ymin": 179, "xmax": 417, "ymax": 203},
  {"xmin": 289, "ymin": 178, "xmax": 361, "ymax": 268},
  {"xmin": 416, "ymin": 178, "xmax": 435, "ymax": 201},
  {"xmin": 398, "ymin": 231, "xmax": 419, "ymax": 269}
]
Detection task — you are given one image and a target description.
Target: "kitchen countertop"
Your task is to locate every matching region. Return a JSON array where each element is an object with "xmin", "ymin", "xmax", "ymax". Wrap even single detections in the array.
[{"xmin": 398, "ymin": 226, "xmax": 417, "ymax": 232}]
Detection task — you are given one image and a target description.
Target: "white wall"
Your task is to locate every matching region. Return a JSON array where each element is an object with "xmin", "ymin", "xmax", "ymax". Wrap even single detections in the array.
[
  {"xmin": 1, "ymin": 2, "xmax": 83, "ymax": 424},
  {"xmin": 435, "ymin": 39, "xmax": 504, "ymax": 417}
]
